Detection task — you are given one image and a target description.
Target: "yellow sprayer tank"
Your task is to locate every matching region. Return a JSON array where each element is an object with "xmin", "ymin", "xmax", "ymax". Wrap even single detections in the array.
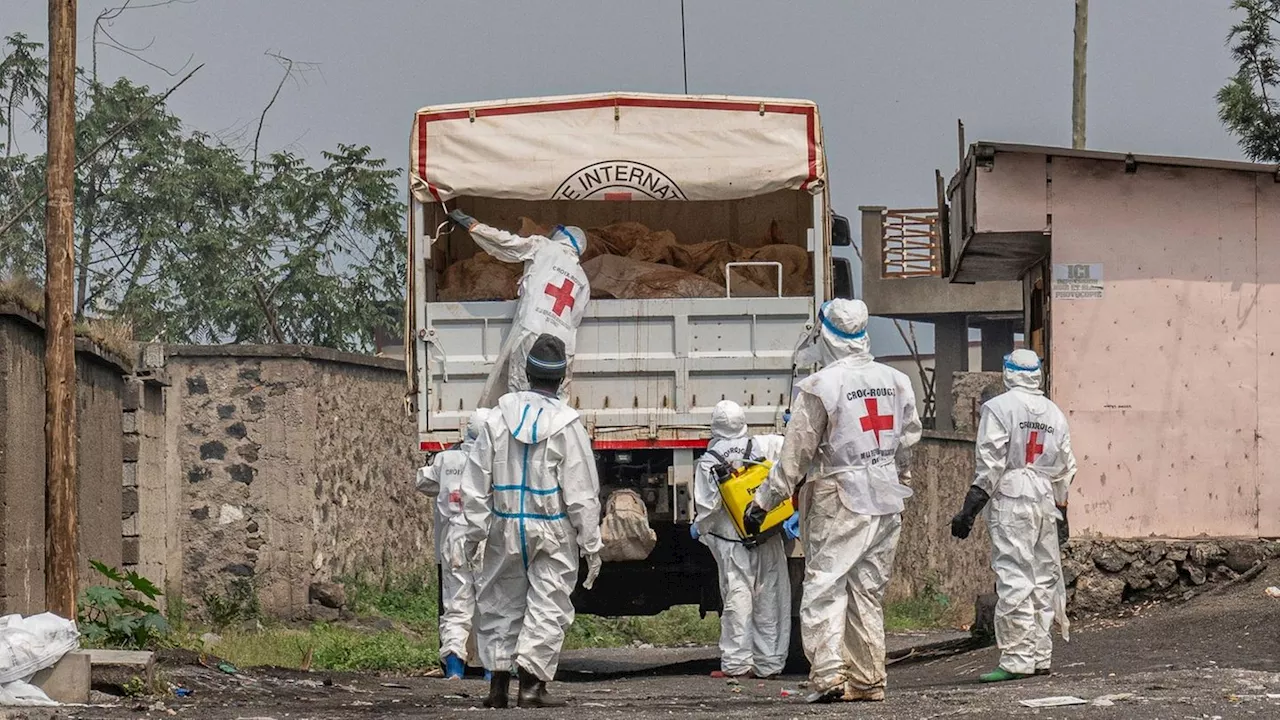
[{"xmin": 716, "ymin": 460, "xmax": 794, "ymax": 545}]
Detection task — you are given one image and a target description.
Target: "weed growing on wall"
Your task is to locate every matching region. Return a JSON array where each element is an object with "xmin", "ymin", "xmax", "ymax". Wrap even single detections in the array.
[
  {"xmin": 78, "ymin": 561, "xmax": 170, "ymax": 649},
  {"xmin": 202, "ymin": 578, "xmax": 261, "ymax": 629}
]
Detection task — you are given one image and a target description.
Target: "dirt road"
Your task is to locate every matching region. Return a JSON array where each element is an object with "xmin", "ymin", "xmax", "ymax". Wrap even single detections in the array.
[{"xmin": 49, "ymin": 565, "xmax": 1280, "ymax": 720}]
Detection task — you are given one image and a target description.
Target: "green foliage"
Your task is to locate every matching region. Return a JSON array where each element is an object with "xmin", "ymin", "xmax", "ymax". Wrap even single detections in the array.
[
  {"xmin": 344, "ymin": 572, "xmax": 438, "ymax": 630},
  {"xmin": 565, "ymin": 606, "xmax": 722, "ymax": 650},
  {"xmin": 120, "ymin": 676, "xmax": 148, "ymax": 698},
  {"xmin": 201, "ymin": 578, "xmax": 260, "ymax": 629},
  {"xmin": 884, "ymin": 577, "xmax": 954, "ymax": 632},
  {"xmin": 1219, "ymin": 0, "xmax": 1280, "ymax": 161},
  {"xmin": 0, "ymin": 34, "xmax": 405, "ymax": 352},
  {"xmin": 78, "ymin": 561, "xmax": 170, "ymax": 649},
  {"xmin": 309, "ymin": 626, "xmax": 438, "ymax": 671}
]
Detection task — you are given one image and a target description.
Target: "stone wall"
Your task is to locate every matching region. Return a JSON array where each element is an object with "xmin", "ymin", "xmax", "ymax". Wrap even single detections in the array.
[
  {"xmin": 951, "ymin": 371, "xmax": 1003, "ymax": 435},
  {"xmin": 1064, "ymin": 538, "xmax": 1279, "ymax": 614},
  {"xmin": 0, "ymin": 306, "xmax": 129, "ymax": 614},
  {"xmin": 888, "ymin": 430, "xmax": 996, "ymax": 607},
  {"xmin": 157, "ymin": 345, "xmax": 432, "ymax": 618}
]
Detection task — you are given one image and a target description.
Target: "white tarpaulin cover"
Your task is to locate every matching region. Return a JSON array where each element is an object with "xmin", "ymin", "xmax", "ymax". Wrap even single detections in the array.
[{"xmin": 410, "ymin": 93, "xmax": 824, "ymax": 204}]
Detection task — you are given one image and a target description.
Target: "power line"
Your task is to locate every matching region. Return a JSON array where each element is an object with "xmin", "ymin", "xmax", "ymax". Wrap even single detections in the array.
[{"xmin": 680, "ymin": 0, "xmax": 688, "ymax": 94}]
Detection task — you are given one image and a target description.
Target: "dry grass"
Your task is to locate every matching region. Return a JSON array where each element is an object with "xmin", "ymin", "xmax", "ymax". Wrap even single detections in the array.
[
  {"xmin": 0, "ymin": 275, "xmax": 44, "ymax": 314},
  {"xmin": 1, "ymin": 276, "xmax": 136, "ymax": 361}
]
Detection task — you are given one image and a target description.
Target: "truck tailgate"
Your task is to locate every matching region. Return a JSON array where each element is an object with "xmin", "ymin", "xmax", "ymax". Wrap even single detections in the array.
[{"xmin": 422, "ymin": 296, "xmax": 812, "ymax": 442}]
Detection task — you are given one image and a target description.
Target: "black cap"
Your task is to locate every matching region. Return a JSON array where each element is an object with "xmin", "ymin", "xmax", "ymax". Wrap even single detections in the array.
[{"xmin": 526, "ymin": 334, "xmax": 568, "ymax": 383}]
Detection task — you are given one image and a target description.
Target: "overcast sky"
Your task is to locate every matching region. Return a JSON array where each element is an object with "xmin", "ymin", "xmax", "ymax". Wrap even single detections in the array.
[{"xmin": 6, "ymin": 0, "xmax": 1246, "ymax": 354}]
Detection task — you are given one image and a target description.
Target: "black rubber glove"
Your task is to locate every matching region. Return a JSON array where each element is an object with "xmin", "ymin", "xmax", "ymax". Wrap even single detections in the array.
[
  {"xmin": 950, "ymin": 486, "xmax": 990, "ymax": 540},
  {"xmin": 743, "ymin": 502, "xmax": 768, "ymax": 536},
  {"xmin": 1056, "ymin": 505, "xmax": 1070, "ymax": 547}
]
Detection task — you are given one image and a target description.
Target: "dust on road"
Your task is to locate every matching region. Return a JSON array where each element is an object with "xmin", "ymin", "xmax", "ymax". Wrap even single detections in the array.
[{"xmin": 56, "ymin": 565, "xmax": 1280, "ymax": 720}]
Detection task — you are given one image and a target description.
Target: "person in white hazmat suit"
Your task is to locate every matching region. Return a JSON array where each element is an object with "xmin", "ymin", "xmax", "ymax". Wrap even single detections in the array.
[
  {"xmin": 415, "ymin": 408, "xmax": 491, "ymax": 680},
  {"xmin": 461, "ymin": 334, "xmax": 603, "ymax": 709},
  {"xmin": 950, "ymin": 349, "xmax": 1077, "ymax": 683},
  {"xmin": 448, "ymin": 209, "xmax": 590, "ymax": 408},
  {"xmin": 691, "ymin": 400, "xmax": 790, "ymax": 679},
  {"xmin": 743, "ymin": 298, "xmax": 922, "ymax": 703}
]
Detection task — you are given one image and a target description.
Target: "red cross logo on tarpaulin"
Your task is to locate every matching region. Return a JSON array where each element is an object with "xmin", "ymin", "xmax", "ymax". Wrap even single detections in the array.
[
  {"xmin": 544, "ymin": 279, "xmax": 576, "ymax": 317},
  {"xmin": 1025, "ymin": 431, "xmax": 1045, "ymax": 464},
  {"xmin": 859, "ymin": 398, "xmax": 895, "ymax": 444}
]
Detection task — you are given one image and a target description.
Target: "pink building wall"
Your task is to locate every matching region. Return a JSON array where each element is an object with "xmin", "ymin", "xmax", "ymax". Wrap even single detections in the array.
[{"xmin": 976, "ymin": 150, "xmax": 1277, "ymax": 538}]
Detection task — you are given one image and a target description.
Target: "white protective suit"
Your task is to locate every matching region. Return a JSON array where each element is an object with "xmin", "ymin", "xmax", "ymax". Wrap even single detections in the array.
[
  {"xmin": 462, "ymin": 390, "xmax": 603, "ymax": 682},
  {"xmin": 416, "ymin": 409, "xmax": 491, "ymax": 663},
  {"xmin": 975, "ymin": 350, "xmax": 1077, "ymax": 676},
  {"xmin": 754, "ymin": 299, "xmax": 922, "ymax": 699},
  {"xmin": 693, "ymin": 401, "xmax": 790, "ymax": 678},
  {"xmin": 463, "ymin": 222, "xmax": 591, "ymax": 408}
]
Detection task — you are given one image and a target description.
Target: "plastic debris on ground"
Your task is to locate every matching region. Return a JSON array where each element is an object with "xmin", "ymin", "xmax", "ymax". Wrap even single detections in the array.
[
  {"xmin": 173, "ymin": 687, "xmax": 192, "ymax": 697},
  {"xmin": 1091, "ymin": 692, "xmax": 1134, "ymax": 706},
  {"xmin": 1019, "ymin": 696, "xmax": 1089, "ymax": 708},
  {"xmin": 216, "ymin": 661, "xmax": 238, "ymax": 674},
  {"xmin": 1265, "ymin": 586, "xmax": 1280, "ymax": 598}
]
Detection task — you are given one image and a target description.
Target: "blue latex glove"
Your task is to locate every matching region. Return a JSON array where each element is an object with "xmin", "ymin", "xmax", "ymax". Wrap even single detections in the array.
[
  {"xmin": 782, "ymin": 409, "xmax": 792, "ymax": 425},
  {"xmin": 783, "ymin": 512, "xmax": 801, "ymax": 540},
  {"xmin": 448, "ymin": 208, "xmax": 477, "ymax": 230},
  {"xmin": 689, "ymin": 524, "xmax": 700, "ymax": 540}
]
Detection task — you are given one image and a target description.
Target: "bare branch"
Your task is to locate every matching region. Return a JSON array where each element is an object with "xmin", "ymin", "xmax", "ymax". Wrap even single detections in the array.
[
  {"xmin": 0, "ymin": 63, "xmax": 204, "ymax": 236},
  {"xmin": 93, "ymin": 0, "xmax": 199, "ymax": 81},
  {"xmin": 251, "ymin": 52, "xmax": 320, "ymax": 174}
]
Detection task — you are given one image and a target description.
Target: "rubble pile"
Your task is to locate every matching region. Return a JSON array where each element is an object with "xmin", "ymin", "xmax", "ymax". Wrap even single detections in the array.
[
  {"xmin": 437, "ymin": 218, "xmax": 813, "ymax": 301},
  {"xmin": 1064, "ymin": 538, "xmax": 1278, "ymax": 613}
]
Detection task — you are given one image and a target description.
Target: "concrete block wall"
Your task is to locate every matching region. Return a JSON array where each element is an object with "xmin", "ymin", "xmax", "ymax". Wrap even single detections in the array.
[
  {"xmin": 120, "ymin": 372, "xmax": 169, "ymax": 589},
  {"xmin": 888, "ymin": 430, "xmax": 995, "ymax": 607},
  {"xmin": 0, "ymin": 306, "xmax": 128, "ymax": 614}
]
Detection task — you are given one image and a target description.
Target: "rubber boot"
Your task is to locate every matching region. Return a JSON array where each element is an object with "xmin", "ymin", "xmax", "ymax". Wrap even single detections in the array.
[
  {"xmin": 483, "ymin": 671, "xmax": 511, "ymax": 709},
  {"xmin": 443, "ymin": 653, "xmax": 466, "ymax": 680},
  {"xmin": 979, "ymin": 667, "xmax": 1032, "ymax": 683},
  {"xmin": 517, "ymin": 666, "xmax": 565, "ymax": 708}
]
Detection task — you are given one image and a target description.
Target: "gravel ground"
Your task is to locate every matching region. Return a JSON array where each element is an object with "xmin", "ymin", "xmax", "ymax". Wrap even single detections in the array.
[{"xmin": 34, "ymin": 564, "xmax": 1280, "ymax": 720}]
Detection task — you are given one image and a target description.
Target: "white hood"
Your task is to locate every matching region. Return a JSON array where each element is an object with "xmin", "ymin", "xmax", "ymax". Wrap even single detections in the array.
[{"xmin": 498, "ymin": 391, "xmax": 580, "ymax": 445}]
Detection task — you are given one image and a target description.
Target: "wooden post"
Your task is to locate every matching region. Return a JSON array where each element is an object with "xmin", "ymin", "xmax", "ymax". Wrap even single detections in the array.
[
  {"xmin": 1072, "ymin": 0, "xmax": 1088, "ymax": 149},
  {"xmin": 44, "ymin": 0, "xmax": 79, "ymax": 619}
]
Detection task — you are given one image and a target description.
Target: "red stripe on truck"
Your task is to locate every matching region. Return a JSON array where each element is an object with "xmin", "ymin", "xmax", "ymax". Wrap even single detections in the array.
[{"xmin": 419, "ymin": 438, "xmax": 710, "ymax": 452}]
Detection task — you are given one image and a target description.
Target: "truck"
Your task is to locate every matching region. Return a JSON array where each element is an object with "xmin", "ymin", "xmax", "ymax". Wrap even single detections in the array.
[{"xmin": 406, "ymin": 92, "xmax": 854, "ymax": 656}]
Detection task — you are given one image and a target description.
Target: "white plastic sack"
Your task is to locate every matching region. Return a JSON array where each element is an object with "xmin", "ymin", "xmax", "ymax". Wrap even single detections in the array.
[{"xmin": 0, "ymin": 613, "xmax": 79, "ymax": 687}]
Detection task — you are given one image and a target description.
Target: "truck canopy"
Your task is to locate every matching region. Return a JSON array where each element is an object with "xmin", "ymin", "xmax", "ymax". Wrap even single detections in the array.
[{"xmin": 410, "ymin": 92, "xmax": 824, "ymax": 204}]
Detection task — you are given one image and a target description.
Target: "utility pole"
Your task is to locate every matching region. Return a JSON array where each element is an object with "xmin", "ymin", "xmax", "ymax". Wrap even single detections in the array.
[
  {"xmin": 1072, "ymin": 0, "xmax": 1088, "ymax": 149},
  {"xmin": 44, "ymin": 0, "xmax": 79, "ymax": 619}
]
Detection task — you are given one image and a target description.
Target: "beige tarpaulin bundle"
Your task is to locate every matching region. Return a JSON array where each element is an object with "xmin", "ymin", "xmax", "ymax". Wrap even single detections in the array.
[
  {"xmin": 436, "ymin": 218, "xmax": 812, "ymax": 301},
  {"xmin": 598, "ymin": 489, "xmax": 658, "ymax": 562}
]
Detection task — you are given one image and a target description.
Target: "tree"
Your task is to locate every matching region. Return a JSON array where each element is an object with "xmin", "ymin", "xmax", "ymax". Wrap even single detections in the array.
[
  {"xmin": 1218, "ymin": 0, "xmax": 1280, "ymax": 162},
  {"xmin": 0, "ymin": 33, "xmax": 405, "ymax": 352}
]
